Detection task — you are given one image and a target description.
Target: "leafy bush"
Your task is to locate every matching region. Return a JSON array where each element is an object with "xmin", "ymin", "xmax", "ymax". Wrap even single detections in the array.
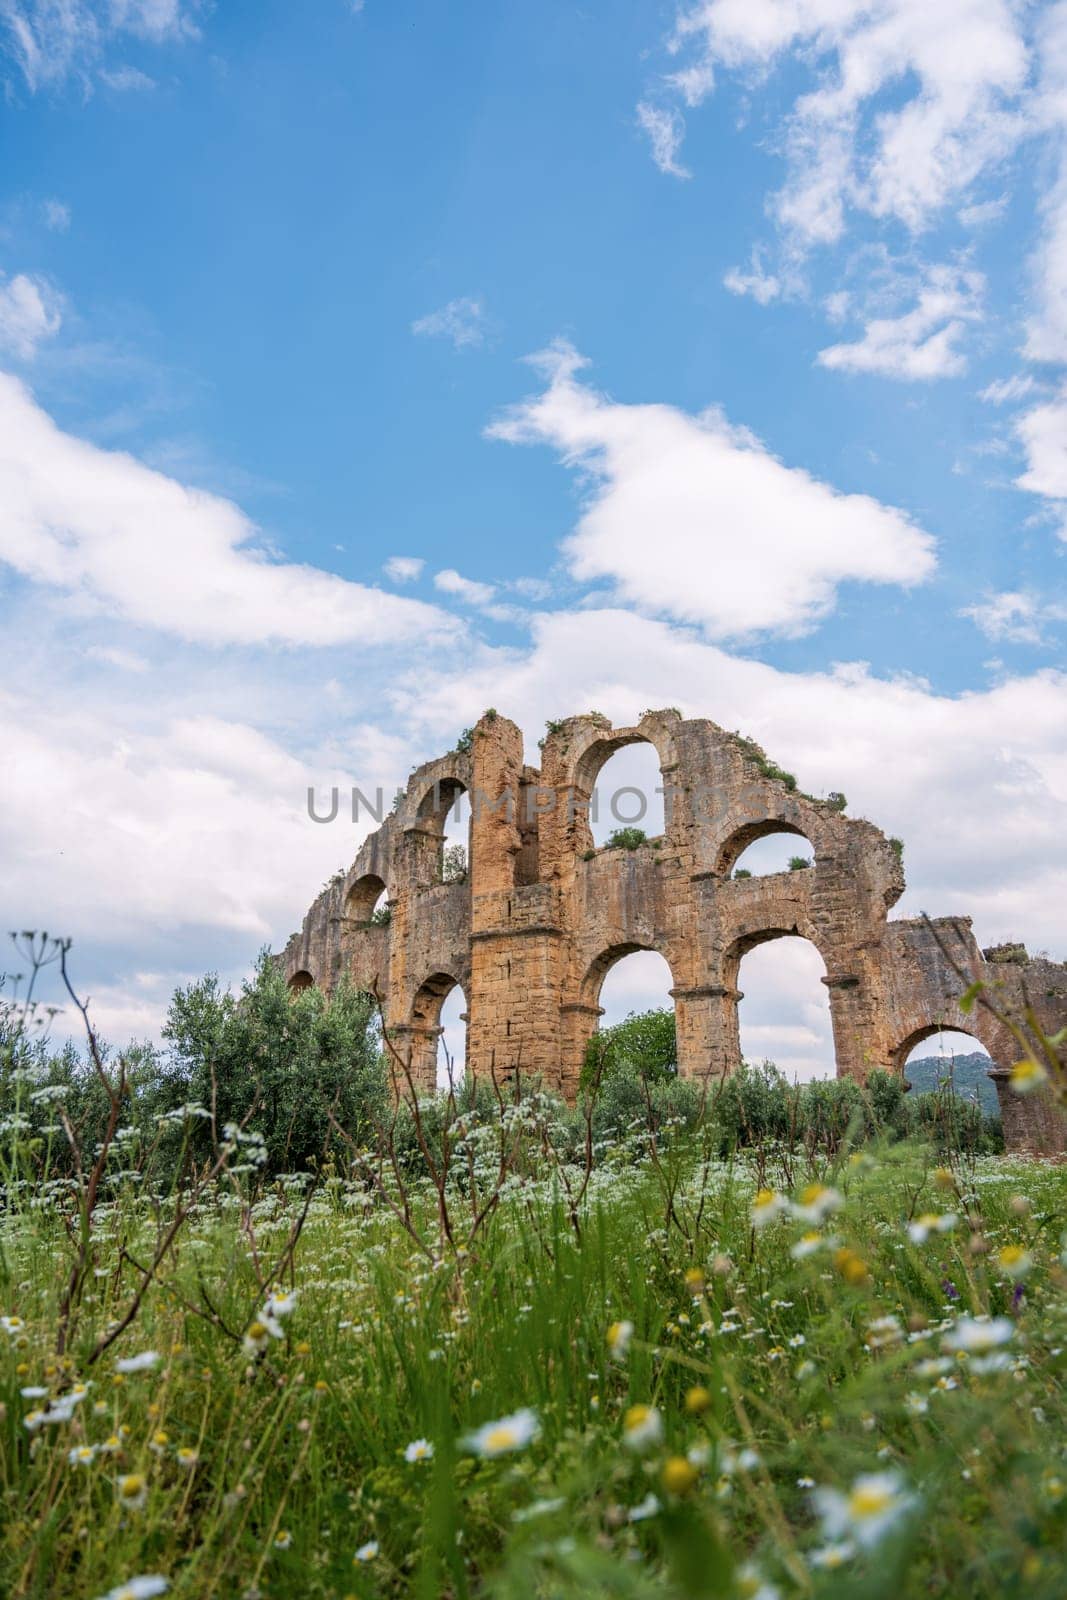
[
  {"xmin": 160, "ymin": 957, "xmax": 388, "ymax": 1176},
  {"xmin": 605, "ymin": 826, "xmax": 648, "ymax": 850}
]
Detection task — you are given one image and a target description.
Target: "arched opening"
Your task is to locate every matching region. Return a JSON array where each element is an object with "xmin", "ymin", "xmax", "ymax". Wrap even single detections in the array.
[
  {"xmin": 898, "ymin": 1029, "xmax": 995, "ymax": 1113},
  {"xmin": 437, "ymin": 983, "xmax": 468, "ymax": 1090},
  {"xmin": 410, "ymin": 971, "xmax": 468, "ymax": 1090},
  {"xmin": 722, "ymin": 822, "xmax": 814, "ymax": 879},
  {"xmin": 582, "ymin": 945, "xmax": 677, "ymax": 1078},
  {"xmin": 345, "ymin": 874, "xmax": 389, "ymax": 925},
  {"xmin": 288, "ymin": 970, "xmax": 314, "ymax": 995},
  {"xmin": 735, "ymin": 935, "xmax": 834, "ymax": 1081},
  {"xmin": 587, "ymin": 741, "xmax": 666, "ymax": 849},
  {"xmin": 416, "ymin": 778, "xmax": 470, "ymax": 884}
]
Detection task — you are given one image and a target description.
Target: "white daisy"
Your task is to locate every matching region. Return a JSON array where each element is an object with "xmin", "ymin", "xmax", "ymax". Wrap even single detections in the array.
[
  {"xmin": 462, "ymin": 1408, "xmax": 539, "ymax": 1458},
  {"xmin": 812, "ymin": 1470, "xmax": 916, "ymax": 1549}
]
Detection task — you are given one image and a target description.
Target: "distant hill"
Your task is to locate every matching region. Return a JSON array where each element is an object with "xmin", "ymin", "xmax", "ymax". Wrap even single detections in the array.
[{"xmin": 905, "ymin": 1052, "xmax": 999, "ymax": 1117}]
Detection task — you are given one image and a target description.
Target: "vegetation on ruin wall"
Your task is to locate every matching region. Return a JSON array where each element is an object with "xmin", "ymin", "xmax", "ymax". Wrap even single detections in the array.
[{"xmin": 0, "ymin": 943, "xmax": 1065, "ymax": 1599}]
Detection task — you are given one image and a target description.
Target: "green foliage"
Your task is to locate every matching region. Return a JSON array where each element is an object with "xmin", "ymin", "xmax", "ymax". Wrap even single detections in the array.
[
  {"xmin": 711, "ymin": 1061, "xmax": 1002, "ymax": 1158},
  {"xmin": 369, "ymin": 902, "xmax": 392, "ymax": 926},
  {"xmin": 788, "ymin": 854, "xmax": 812, "ymax": 870},
  {"xmin": 733, "ymin": 734, "xmax": 798, "ymax": 792},
  {"xmin": 454, "ymin": 726, "xmax": 475, "ymax": 755},
  {"xmin": 826, "ymin": 790, "xmax": 848, "ymax": 812},
  {"xmin": 733, "ymin": 867, "xmax": 752, "ymax": 879},
  {"xmin": 606, "ymin": 826, "xmax": 648, "ymax": 850},
  {"xmin": 160, "ymin": 956, "xmax": 388, "ymax": 1175},
  {"xmin": 889, "ymin": 836, "xmax": 905, "ymax": 863},
  {"xmin": 583, "ymin": 1007, "xmax": 678, "ymax": 1089}
]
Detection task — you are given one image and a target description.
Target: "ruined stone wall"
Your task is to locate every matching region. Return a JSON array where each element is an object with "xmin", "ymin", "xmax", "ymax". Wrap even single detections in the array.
[{"xmin": 277, "ymin": 710, "xmax": 1067, "ymax": 1155}]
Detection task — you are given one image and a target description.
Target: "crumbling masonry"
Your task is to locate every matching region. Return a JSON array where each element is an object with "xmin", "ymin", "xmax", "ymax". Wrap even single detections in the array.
[{"xmin": 278, "ymin": 710, "xmax": 1067, "ymax": 1156}]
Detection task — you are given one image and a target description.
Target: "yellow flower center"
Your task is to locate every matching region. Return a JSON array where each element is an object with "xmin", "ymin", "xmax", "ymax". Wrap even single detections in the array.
[
  {"xmin": 661, "ymin": 1456, "xmax": 697, "ymax": 1494},
  {"xmin": 849, "ymin": 1486, "xmax": 893, "ymax": 1518},
  {"xmin": 483, "ymin": 1426, "xmax": 517, "ymax": 1451}
]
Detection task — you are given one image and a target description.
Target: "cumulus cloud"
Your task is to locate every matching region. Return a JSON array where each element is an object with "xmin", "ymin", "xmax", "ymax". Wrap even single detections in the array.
[
  {"xmin": 0, "ymin": 373, "xmax": 458, "ymax": 647},
  {"xmin": 1023, "ymin": 2, "xmax": 1067, "ymax": 363},
  {"xmin": 411, "ymin": 296, "xmax": 486, "ymax": 350},
  {"xmin": 961, "ymin": 590, "xmax": 1067, "ymax": 645},
  {"xmin": 661, "ymin": 1, "xmax": 1029, "ymax": 245},
  {"xmin": 723, "ymin": 248, "xmax": 783, "ymax": 304},
  {"xmin": 0, "ymin": 273, "xmax": 62, "ymax": 358},
  {"xmin": 384, "ymin": 555, "xmax": 425, "ymax": 583},
  {"xmin": 0, "ymin": 693, "xmax": 358, "ymax": 955},
  {"xmin": 816, "ymin": 265, "xmax": 984, "ymax": 381},
  {"xmin": 1015, "ymin": 387, "xmax": 1067, "ymax": 532},
  {"xmin": 434, "ymin": 568, "xmax": 496, "ymax": 607},
  {"xmin": 486, "ymin": 342, "xmax": 936, "ymax": 640},
  {"xmin": 636, "ymin": 101, "xmax": 690, "ymax": 178}
]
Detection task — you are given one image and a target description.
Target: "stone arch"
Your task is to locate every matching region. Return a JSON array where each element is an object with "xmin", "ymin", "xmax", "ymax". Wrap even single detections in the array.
[
  {"xmin": 288, "ymin": 969, "xmax": 314, "ymax": 995},
  {"xmin": 580, "ymin": 940, "xmax": 674, "ymax": 1010},
  {"xmin": 415, "ymin": 775, "xmax": 468, "ymax": 829},
  {"xmin": 733, "ymin": 932, "xmax": 835, "ymax": 1080},
  {"xmin": 891, "ymin": 1021, "xmax": 989, "ymax": 1078},
  {"xmin": 716, "ymin": 819, "xmax": 812, "ymax": 878},
  {"xmin": 344, "ymin": 873, "xmax": 388, "ymax": 924},
  {"xmin": 560, "ymin": 941, "xmax": 682, "ymax": 1093},
  {"xmin": 570, "ymin": 726, "xmax": 679, "ymax": 856},
  {"xmin": 398, "ymin": 969, "xmax": 468, "ymax": 1093},
  {"xmin": 409, "ymin": 775, "xmax": 470, "ymax": 888}
]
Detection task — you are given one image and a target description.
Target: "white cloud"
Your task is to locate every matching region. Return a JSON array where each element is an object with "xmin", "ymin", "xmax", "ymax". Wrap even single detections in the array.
[
  {"xmin": 411, "ymin": 296, "xmax": 486, "ymax": 351},
  {"xmin": 723, "ymin": 248, "xmax": 783, "ymax": 304},
  {"xmin": 636, "ymin": 101, "xmax": 691, "ymax": 178},
  {"xmin": 384, "ymin": 555, "xmax": 425, "ymax": 583},
  {"xmin": 434, "ymin": 568, "xmax": 496, "ymax": 607},
  {"xmin": 0, "ymin": 372, "xmax": 459, "ymax": 647},
  {"xmin": 85, "ymin": 643, "xmax": 150, "ymax": 671},
  {"xmin": 816, "ymin": 265, "xmax": 984, "ymax": 381},
  {"xmin": 961, "ymin": 591, "xmax": 1067, "ymax": 645},
  {"xmin": 41, "ymin": 198, "xmax": 71, "ymax": 231},
  {"xmin": 958, "ymin": 193, "xmax": 1009, "ymax": 228},
  {"xmin": 107, "ymin": 1, "xmax": 198, "ymax": 43},
  {"xmin": 509, "ymin": 575, "xmax": 552, "ymax": 601},
  {"xmin": 1023, "ymin": 2, "xmax": 1067, "ymax": 363},
  {"xmin": 1015, "ymin": 386, "xmax": 1067, "ymax": 520},
  {"xmin": 99, "ymin": 63, "xmax": 155, "ymax": 89},
  {"xmin": 664, "ymin": 1, "xmax": 1030, "ymax": 245},
  {"xmin": 0, "ymin": 693, "xmax": 358, "ymax": 955},
  {"xmin": 0, "ymin": 273, "xmax": 62, "ymax": 358},
  {"xmin": 1, "ymin": 0, "xmax": 197, "ymax": 90},
  {"xmin": 979, "ymin": 373, "xmax": 1036, "ymax": 405},
  {"xmin": 486, "ymin": 341, "xmax": 936, "ymax": 640}
]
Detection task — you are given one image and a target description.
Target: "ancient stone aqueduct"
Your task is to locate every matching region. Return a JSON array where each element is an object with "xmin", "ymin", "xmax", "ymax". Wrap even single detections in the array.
[{"xmin": 279, "ymin": 709, "xmax": 1066, "ymax": 1155}]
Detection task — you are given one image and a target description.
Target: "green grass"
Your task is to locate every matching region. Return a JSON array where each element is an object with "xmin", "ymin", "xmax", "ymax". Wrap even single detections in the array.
[{"xmin": 1, "ymin": 1135, "xmax": 1066, "ymax": 1599}]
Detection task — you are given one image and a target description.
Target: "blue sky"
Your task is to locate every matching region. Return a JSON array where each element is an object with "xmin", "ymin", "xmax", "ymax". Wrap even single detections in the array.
[{"xmin": 1, "ymin": 1, "xmax": 1065, "ymax": 1074}]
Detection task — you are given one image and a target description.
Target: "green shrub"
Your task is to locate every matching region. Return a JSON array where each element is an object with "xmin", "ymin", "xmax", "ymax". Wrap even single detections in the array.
[{"xmin": 605, "ymin": 826, "xmax": 647, "ymax": 850}]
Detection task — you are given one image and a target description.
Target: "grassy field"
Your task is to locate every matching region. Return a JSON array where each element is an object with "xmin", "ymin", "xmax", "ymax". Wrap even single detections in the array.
[{"xmin": 1, "ymin": 1108, "xmax": 1065, "ymax": 1600}]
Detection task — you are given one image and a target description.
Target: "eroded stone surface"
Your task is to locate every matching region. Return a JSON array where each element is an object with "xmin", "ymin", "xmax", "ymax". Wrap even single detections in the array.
[{"xmin": 277, "ymin": 710, "xmax": 1066, "ymax": 1155}]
